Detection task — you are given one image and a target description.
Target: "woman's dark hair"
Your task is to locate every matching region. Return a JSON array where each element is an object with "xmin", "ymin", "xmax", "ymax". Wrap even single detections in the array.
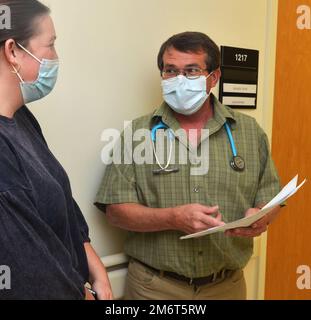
[
  {"xmin": 157, "ymin": 31, "xmax": 220, "ymax": 73},
  {"xmin": 0, "ymin": 0, "xmax": 50, "ymax": 49}
]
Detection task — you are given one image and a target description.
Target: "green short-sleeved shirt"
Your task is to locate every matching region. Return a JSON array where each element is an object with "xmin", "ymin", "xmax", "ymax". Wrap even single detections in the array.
[{"xmin": 95, "ymin": 95, "xmax": 281, "ymax": 278}]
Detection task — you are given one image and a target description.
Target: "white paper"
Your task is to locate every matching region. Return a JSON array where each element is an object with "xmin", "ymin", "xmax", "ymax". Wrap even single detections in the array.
[{"xmin": 180, "ymin": 175, "xmax": 307, "ymax": 240}]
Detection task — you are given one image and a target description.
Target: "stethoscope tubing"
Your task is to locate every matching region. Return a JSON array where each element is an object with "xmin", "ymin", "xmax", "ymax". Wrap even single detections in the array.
[
  {"xmin": 151, "ymin": 120, "xmax": 244, "ymax": 174},
  {"xmin": 224, "ymin": 122, "xmax": 238, "ymax": 157}
]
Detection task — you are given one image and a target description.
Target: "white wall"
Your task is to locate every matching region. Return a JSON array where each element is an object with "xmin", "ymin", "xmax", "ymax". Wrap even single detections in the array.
[{"xmin": 33, "ymin": 0, "xmax": 278, "ymax": 298}]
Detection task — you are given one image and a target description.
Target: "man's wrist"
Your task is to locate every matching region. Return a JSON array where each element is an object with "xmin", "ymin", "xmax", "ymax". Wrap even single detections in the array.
[{"xmin": 167, "ymin": 206, "xmax": 178, "ymax": 231}]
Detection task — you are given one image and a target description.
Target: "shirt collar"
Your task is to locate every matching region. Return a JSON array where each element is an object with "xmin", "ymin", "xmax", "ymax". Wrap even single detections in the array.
[
  {"xmin": 151, "ymin": 100, "xmax": 180, "ymax": 132},
  {"xmin": 151, "ymin": 93, "xmax": 237, "ymax": 131},
  {"xmin": 208, "ymin": 94, "xmax": 237, "ymax": 133}
]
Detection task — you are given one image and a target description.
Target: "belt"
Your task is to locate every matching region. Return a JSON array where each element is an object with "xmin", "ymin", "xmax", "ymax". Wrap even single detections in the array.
[{"xmin": 133, "ymin": 259, "xmax": 232, "ymax": 287}]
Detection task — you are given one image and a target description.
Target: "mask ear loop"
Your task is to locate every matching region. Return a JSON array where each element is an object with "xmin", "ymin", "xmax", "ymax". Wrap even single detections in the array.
[
  {"xmin": 16, "ymin": 43, "xmax": 42, "ymax": 64},
  {"xmin": 11, "ymin": 64, "xmax": 24, "ymax": 83},
  {"xmin": 205, "ymin": 71, "xmax": 214, "ymax": 80},
  {"xmin": 10, "ymin": 42, "xmax": 42, "ymax": 83}
]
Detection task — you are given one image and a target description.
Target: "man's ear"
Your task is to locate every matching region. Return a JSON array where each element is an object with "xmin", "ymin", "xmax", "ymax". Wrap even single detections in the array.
[{"xmin": 210, "ymin": 68, "xmax": 221, "ymax": 88}]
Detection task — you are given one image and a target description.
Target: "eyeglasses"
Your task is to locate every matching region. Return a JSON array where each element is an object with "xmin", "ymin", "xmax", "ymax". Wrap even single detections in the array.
[{"xmin": 162, "ymin": 67, "xmax": 208, "ymax": 80}]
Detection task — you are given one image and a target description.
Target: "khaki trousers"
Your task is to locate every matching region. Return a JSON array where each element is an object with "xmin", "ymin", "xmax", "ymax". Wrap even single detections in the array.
[{"xmin": 124, "ymin": 259, "xmax": 247, "ymax": 300}]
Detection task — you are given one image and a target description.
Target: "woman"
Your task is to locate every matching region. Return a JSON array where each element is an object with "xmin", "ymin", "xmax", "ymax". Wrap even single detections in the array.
[{"xmin": 0, "ymin": 0, "xmax": 113, "ymax": 300}]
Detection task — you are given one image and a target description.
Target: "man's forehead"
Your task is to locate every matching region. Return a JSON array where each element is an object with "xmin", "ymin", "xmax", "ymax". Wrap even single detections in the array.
[{"xmin": 163, "ymin": 48, "xmax": 206, "ymax": 65}]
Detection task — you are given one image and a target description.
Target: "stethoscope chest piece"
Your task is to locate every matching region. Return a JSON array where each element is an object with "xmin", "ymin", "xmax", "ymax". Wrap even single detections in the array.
[
  {"xmin": 152, "ymin": 167, "xmax": 180, "ymax": 175},
  {"xmin": 224, "ymin": 122, "xmax": 246, "ymax": 172},
  {"xmin": 230, "ymin": 156, "xmax": 245, "ymax": 172}
]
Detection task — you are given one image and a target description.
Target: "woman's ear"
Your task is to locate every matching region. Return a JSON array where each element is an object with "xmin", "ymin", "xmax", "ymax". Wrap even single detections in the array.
[{"xmin": 4, "ymin": 39, "xmax": 21, "ymax": 67}]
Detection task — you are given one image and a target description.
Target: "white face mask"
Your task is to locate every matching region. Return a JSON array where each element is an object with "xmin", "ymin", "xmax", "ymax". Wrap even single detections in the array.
[
  {"xmin": 161, "ymin": 73, "xmax": 213, "ymax": 116},
  {"xmin": 12, "ymin": 43, "xmax": 59, "ymax": 104}
]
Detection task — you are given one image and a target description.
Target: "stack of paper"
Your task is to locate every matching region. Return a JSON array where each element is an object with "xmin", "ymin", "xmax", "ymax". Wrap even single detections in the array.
[{"xmin": 180, "ymin": 175, "xmax": 307, "ymax": 240}]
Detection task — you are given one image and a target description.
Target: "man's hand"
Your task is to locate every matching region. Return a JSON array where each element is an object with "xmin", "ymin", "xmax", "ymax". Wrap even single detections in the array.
[
  {"xmin": 173, "ymin": 204, "xmax": 225, "ymax": 234},
  {"xmin": 225, "ymin": 206, "xmax": 281, "ymax": 238}
]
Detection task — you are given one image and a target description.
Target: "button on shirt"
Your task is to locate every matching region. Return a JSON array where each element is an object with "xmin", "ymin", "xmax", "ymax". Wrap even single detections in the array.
[{"xmin": 95, "ymin": 95, "xmax": 281, "ymax": 278}]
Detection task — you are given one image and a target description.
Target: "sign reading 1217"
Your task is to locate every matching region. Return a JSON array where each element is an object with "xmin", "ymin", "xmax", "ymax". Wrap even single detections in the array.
[
  {"xmin": 235, "ymin": 54, "xmax": 248, "ymax": 62},
  {"xmin": 221, "ymin": 47, "xmax": 259, "ymax": 70}
]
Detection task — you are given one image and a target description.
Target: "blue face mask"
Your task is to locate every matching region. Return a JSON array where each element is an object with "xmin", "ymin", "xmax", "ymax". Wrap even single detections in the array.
[
  {"xmin": 12, "ymin": 43, "xmax": 59, "ymax": 104},
  {"xmin": 161, "ymin": 73, "xmax": 213, "ymax": 116}
]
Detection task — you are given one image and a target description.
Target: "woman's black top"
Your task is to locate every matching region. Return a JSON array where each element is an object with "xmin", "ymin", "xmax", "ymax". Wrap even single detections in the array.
[{"xmin": 0, "ymin": 106, "xmax": 89, "ymax": 300}]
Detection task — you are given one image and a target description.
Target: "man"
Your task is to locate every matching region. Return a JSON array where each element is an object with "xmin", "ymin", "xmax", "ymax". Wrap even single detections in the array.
[{"xmin": 95, "ymin": 32, "xmax": 282, "ymax": 300}]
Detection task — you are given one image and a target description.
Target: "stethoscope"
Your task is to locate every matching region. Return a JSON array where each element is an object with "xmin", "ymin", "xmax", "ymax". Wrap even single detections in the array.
[
  {"xmin": 151, "ymin": 122, "xmax": 180, "ymax": 175},
  {"xmin": 151, "ymin": 121, "xmax": 245, "ymax": 175},
  {"xmin": 224, "ymin": 122, "xmax": 245, "ymax": 172}
]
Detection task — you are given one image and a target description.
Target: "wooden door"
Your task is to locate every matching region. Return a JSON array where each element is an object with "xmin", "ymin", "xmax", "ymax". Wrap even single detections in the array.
[{"xmin": 265, "ymin": 0, "xmax": 311, "ymax": 299}]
